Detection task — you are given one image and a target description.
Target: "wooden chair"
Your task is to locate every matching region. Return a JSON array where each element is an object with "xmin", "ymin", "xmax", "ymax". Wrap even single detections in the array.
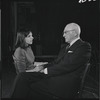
[
  {"xmin": 12, "ymin": 55, "xmax": 19, "ymax": 74},
  {"xmin": 42, "ymin": 63, "xmax": 91, "ymax": 100},
  {"xmin": 76, "ymin": 63, "xmax": 91, "ymax": 98},
  {"xmin": 51, "ymin": 63, "xmax": 91, "ymax": 99}
]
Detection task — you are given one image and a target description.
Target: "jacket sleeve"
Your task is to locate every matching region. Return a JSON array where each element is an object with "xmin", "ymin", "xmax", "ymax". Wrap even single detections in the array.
[
  {"xmin": 14, "ymin": 49, "xmax": 26, "ymax": 72},
  {"xmin": 47, "ymin": 43, "xmax": 91, "ymax": 76},
  {"xmin": 44, "ymin": 44, "xmax": 66, "ymax": 68}
]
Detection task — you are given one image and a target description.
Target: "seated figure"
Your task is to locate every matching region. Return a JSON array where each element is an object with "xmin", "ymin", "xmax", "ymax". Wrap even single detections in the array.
[
  {"xmin": 13, "ymin": 29, "xmax": 47, "ymax": 74},
  {"xmin": 10, "ymin": 23, "xmax": 91, "ymax": 99}
]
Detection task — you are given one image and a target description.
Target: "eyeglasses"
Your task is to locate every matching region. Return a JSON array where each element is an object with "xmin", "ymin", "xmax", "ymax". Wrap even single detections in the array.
[{"xmin": 63, "ymin": 29, "xmax": 75, "ymax": 34}]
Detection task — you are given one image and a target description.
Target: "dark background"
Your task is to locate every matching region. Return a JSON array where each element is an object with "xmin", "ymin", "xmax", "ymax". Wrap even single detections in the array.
[{"xmin": 1, "ymin": 0, "xmax": 99, "ymax": 80}]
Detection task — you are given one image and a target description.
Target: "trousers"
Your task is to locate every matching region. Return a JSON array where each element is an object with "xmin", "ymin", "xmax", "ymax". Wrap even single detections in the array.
[{"xmin": 11, "ymin": 72, "xmax": 61, "ymax": 99}]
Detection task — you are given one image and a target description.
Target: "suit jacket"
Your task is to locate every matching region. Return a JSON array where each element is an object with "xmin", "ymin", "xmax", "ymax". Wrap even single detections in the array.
[
  {"xmin": 13, "ymin": 46, "xmax": 35, "ymax": 73},
  {"xmin": 34, "ymin": 39, "xmax": 91, "ymax": 98}
]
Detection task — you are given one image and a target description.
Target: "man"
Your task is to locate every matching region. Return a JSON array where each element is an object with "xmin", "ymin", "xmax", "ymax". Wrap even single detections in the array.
[{"xmin": 11, "ymin": 23, "xmax": 91, "ymax": 99}]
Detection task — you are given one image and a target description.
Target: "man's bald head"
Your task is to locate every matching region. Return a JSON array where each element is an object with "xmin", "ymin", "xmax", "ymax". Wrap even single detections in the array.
[{"xmin": 64, "ymin": 23, "xmax": 81, "ymax": 37}]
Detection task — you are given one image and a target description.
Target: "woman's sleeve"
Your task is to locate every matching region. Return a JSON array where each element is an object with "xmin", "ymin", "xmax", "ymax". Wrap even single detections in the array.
[{"xmin": 14, "ymin": 49, "xmax": 26, "ymax": 72}]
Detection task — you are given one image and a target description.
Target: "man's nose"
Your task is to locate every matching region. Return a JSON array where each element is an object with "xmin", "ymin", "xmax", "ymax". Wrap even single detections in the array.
[{"xmin": 63, "ymin": 34, "xmax": 65, "ymax": 37}]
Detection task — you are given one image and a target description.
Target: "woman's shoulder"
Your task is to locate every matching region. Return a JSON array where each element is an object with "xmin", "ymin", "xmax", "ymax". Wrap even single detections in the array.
[
  {"xmin": 14, "ymin": 47, "xmax": 25, "ymax": 57},
  {"xmin": 15, "ymin": 47, "xmax": 25, "ymax": 52}
]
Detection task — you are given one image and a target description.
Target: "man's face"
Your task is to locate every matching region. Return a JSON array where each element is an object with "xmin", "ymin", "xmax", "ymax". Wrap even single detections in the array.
[{"xmin": 63, "ymin": 29, "xmax": 76, "ymax": 43}]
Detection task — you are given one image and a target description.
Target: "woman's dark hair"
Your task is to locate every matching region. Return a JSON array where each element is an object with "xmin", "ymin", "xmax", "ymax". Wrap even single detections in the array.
[{"xmin": 14, "ymin": 29, "xmax": 32, "ymax": 49}]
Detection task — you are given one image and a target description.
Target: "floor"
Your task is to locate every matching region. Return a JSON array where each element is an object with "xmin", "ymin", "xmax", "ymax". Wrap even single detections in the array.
[{"xmin": 1, "ymin": 60, "xmax": 99, "ymax": 99}]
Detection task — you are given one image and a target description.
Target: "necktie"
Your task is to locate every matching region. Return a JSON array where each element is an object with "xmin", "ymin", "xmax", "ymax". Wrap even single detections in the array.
[
  {"xmin": 57, "ymin": 44, "xmax": 70, "ymax": 62},
  {"xmin": 55, "ymin": 43, "xmax": 70, "ymax": 63},
  {"xmin": 66, "ymin": 44, "xmax": 70, "ymax": 51}
]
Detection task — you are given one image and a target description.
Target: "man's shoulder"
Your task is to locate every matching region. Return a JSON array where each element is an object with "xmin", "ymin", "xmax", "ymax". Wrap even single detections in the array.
[
  {"xmin": 76, "ymin": 39, "xmax": 91, "ymax": 47},
  {"xmin": 82, "ymin": 41, "xmax": 91, "ymax": 48},
  {"xmin": 72, "ymin": 39, "xmax": 91, "ymax": 50}
]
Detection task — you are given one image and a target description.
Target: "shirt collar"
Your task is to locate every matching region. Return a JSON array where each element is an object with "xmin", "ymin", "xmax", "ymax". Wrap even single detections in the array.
[{"xmin": 70, "ymin": 37, "xmax": 80, "ymax": 46}]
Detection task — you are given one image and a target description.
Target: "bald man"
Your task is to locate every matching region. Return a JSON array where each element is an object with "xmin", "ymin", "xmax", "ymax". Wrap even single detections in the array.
[{"xmin": 11, "ymin": 23, "xmax": 91, "ymax": 99}]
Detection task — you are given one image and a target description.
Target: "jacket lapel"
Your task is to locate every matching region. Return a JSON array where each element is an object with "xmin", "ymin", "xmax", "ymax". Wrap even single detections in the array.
[
  {"xmin": 56, "ymin": 44, "xmax": 70, "ymax": 62},
  {"xmin": 68, "ymin": 39, "xmax": 84, "ymax": 51},
  {"xmin": 56, "ymin": 39, "xmax": 84, "ymax": 63},
  {"xmin": 57, "ymin": 39, "xmax": 84, "ymax": 62}
]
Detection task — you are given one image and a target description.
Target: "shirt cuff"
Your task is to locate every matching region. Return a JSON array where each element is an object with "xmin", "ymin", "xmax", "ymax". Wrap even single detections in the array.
[{"xmin": 44, "ymin": 68, "xmax": 48, "ymax": 74}]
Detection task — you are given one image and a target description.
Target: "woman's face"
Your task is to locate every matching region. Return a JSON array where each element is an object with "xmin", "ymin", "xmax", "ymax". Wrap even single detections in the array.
[{"xmin": 24, "ymin": 32, "xmax": 34, "ymax": 45}]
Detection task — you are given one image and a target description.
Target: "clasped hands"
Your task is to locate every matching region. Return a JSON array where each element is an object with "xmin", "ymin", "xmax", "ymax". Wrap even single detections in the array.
[{"xmin": 26, "ymin": 62, "xmax": 48, "ymax": 73}]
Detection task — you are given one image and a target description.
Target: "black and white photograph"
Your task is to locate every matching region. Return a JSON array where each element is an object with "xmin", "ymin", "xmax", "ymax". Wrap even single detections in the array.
[{"xmin": 1, "ymin": 0, "xmax": 99, "ymax": 99}]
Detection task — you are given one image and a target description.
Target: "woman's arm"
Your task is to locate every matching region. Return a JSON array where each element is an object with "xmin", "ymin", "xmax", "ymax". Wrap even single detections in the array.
[{"xmin": 13, "ymin": 48, "xmax": 27, "ymax": 73}]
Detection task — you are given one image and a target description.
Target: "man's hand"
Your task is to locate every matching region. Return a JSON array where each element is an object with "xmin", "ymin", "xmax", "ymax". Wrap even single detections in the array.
[
  {"xmin": 40, "ymin": 69, "xmax": 44, "ymax": 73},
  {"xmin": 33, "ymin": 65, "xmax": 44, "ymax": 72},
  {"xmin": 34, "ymin": 62, "xmax": 48, "ymax": 67}
]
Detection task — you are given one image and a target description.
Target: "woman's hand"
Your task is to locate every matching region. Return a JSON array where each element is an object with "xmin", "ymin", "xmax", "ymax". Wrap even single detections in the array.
[
  {"xmin": 26, "ymin": 65, "xmax": 44, "ymax": 72},
  {"xmin": 34, "ymin": 62, "xmax": 48, "ymax": 67}
]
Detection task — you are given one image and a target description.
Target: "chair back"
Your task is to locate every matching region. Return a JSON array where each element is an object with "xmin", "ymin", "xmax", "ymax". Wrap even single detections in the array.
[
  {"xmin": 78, "ymin": 63, "xmax": 91, "ymax": 98},
  {"xmin": 12, "ymin": 55, "xmax": 19, "ymax": 74}
]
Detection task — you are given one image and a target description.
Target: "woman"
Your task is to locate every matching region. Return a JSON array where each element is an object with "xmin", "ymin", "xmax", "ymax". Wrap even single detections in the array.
[{"xmin": 13, "ymin": 30, "xmax": 47, "ymax": 74}]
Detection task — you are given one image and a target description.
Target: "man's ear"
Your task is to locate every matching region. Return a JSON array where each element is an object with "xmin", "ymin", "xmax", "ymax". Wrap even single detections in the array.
[{"xmin": 73, "ymin": 31, "xmax": 77, "ymax": 36}]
